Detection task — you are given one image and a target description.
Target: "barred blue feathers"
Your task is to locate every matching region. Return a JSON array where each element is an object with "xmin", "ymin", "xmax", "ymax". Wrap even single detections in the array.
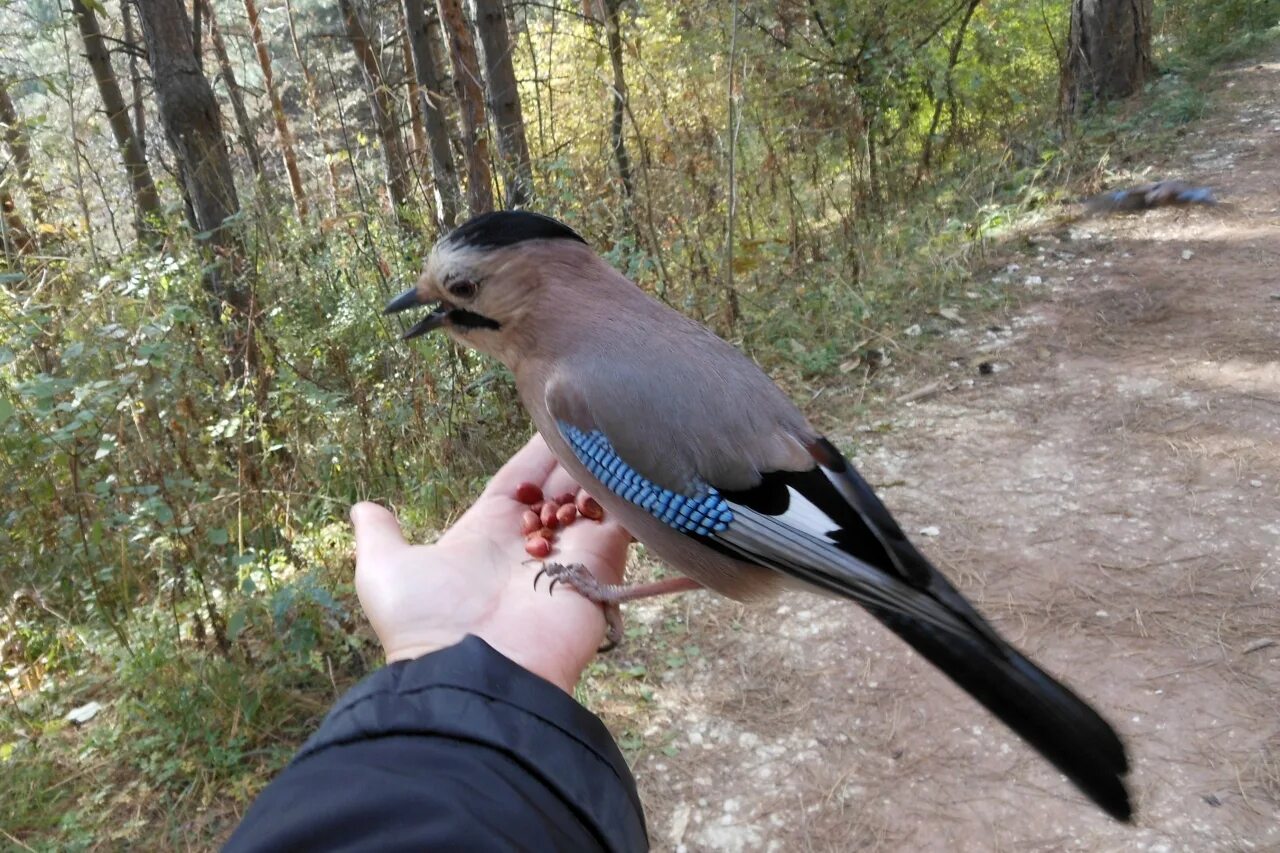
[{"xmin": 560, "ymin": 423, "xmax": 734, "ymax": 536}]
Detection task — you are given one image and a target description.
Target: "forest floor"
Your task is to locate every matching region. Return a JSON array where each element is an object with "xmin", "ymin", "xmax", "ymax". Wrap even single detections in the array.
[{"xmin": 608, "ymin": 55, "xmax": 1280, "ymax": 851}]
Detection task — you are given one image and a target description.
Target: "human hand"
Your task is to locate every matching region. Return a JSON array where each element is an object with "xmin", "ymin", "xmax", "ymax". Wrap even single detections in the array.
[{"xmin": 351, "ymin": 434, "xmax": 633, "ymax": 693}]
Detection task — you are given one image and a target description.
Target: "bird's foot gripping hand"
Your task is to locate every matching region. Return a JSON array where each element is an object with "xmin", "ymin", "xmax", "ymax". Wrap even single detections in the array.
[{"xmin": 534, "ymin": 564, "xmax": 702, "ymax": 651}]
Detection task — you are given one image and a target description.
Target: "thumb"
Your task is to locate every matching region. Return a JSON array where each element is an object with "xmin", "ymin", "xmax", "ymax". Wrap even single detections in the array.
[{"xmin": 350, "ymin": 502, "xmax": 408, "ymax": 567}]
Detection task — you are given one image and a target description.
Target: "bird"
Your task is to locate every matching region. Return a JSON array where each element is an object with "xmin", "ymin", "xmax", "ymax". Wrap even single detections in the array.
[
  {"xmin": 1082, "ymin": 179, "xmax": 1217, "ymax": 215},
  {"xmin": 384, "ymin": 210, "xmax": 1133, "ymax": 822}
]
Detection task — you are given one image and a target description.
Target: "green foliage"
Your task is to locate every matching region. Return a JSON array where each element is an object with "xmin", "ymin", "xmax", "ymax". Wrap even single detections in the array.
[{"xmin": 1158, "ymin": 0, "xmax": 1280, "ymax": 62}]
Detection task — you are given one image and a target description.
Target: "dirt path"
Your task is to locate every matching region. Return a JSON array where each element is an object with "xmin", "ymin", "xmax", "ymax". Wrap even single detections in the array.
[{"xmin": 617, "ymin": 57, "xmax": 1280, "ymax": 851}]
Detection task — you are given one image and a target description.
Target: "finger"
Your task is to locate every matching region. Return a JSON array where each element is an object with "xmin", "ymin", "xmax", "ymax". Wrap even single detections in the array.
[
  {"xmin": 351, "ymin": 502, "xmax": 409, "ymax": 567},
  {"xmin": 481, "ymin": 433, "xmax": 559, "ymax": 499}
]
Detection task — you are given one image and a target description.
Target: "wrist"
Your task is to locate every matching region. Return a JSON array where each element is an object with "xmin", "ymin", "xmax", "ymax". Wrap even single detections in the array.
[{"xmin": 474, "ymin": 633, "xmax": 586, "ymax": 695}]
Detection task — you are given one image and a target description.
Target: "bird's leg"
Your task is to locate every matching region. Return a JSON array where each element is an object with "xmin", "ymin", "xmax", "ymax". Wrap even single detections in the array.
[{"xmin": 533, "ymin": 563, "xmax": 703, "ymax": 650}]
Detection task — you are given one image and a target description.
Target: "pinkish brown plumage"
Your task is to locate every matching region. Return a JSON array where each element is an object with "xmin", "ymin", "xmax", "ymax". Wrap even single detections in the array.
[{"xmin": 384, "ymin": 210, "xmax": 1132, "ymax": 821}]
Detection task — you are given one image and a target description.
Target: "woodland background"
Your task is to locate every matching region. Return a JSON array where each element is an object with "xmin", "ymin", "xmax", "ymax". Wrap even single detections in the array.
[{"xmin": 1, "ymin": 0, "xmax": 1276, "ymax": 846}]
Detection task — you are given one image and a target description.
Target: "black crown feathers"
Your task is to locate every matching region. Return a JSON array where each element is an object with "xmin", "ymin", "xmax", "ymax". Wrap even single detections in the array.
[{"xmin": 445, "ymin": 211, "xmax": 587, "ymax": 249}]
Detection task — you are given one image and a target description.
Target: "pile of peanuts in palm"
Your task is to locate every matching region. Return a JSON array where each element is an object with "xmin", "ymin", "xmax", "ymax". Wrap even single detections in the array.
[{"xmin": 515, "ymin": 482, "xmax": 605, "ymax": 558}]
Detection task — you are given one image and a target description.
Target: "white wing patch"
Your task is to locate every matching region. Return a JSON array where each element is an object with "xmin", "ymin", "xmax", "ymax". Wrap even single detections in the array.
[{"xmin": 777, "ymin": 486, "xmax": 840, "ymax": 539}]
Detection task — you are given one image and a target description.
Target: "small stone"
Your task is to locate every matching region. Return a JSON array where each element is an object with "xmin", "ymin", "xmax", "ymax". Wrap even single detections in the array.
[
  {"xmin": 65, "ymin": 701, "xmax": 104, "ymax": 725},
  {"xmin": 904, "ymin": 324, "xmax": 922, "ymax": 337},
  {"xmin": 919, "ymin": 526, "xmax": 940, "ymax": 537},
  {"xmin": 1024, "ymin": 275, "xmax": 1043, "ymax": 286},
  {"xmin": 1181, "ymin": 249, "xmax": 1195, "ymax": 261},
  {"xmin": 1242, "ymin": 638, "xmax": 1276, "ymax": 654}
]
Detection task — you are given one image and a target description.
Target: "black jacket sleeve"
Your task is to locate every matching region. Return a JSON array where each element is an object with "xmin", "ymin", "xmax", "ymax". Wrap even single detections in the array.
[{"xmin": 224, "ymin": 635, "xmax": 648, "ymax": 852}]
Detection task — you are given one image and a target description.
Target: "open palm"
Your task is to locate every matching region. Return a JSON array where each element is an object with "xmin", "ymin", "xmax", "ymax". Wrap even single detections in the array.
[{"xmin": 352, "ymin": 434, "xmax": 633, "ymax": 693}]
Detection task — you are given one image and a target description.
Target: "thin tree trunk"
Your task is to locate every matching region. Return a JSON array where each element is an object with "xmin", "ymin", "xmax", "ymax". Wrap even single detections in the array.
[
  {"xmin": 0, "ymin": 185, "xmax": 35, "ymax": 256},
  {"xmin": 436, "ymin": 0, "xmax": 494, "ymax": 213},
  {"xmin": 917, "ymin": 0, "xmax": 980, "ymax": 182},
  {"xmin": 191, "ymin": 0, "xmax": 203, "ymax": 66},
  {"xmin": 71, "ymin": 0, "xmax": 163, "ymax": 243},
  {"xmin": 120, "ymin": 0, "xmax": 148, "ymax": 153},
  {"xmin": 134, "ymin": 0, "xmax": 246, "ymax": 314},
  {"xmin": 242, "ymin": 0, "xmax": 309, "ymax": 217},
  {"xmin": 339, "ymin": 0, "xmax": 415, "ymax": 228},
  {"xmin": 0, "ymin": 80, "xmax": 46, "ymax": 223},
  {"xmin": 402, "ymin": 30, "xmax": 428, "ymax": 164},
  {"xmin": 603, "ymin": 0, "xmax": 633, "ymax": 200},
  {"xmin": 283, "ymin": 0, "xmax": 341, "ymax": 214},
  {"xmin": 404, "ymin": 0, "xmax": 461, "ymax": 228},
  {"xmin": 1062, "ymin": 0, "xmax": 1154, "ymax": 116},
  {"xmin": 135, "ymin": 0, "xmax": 263, "ymax": 577},
  {"xmin": 721, "ymin": 0, "xmax": 740, "ymax": 332},
  {"xmin": 202, "ymin": 0, "xmax": 268, "ymax": 186},
  {"xmin": 471, "ymin": 0, "xmax": 532, "ymax": 207}
]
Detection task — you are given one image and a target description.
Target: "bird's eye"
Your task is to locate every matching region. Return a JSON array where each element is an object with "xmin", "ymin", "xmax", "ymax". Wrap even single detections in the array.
[{"xmin": 447, "ymin": 280, "xmax": 478, "ymax": 300}]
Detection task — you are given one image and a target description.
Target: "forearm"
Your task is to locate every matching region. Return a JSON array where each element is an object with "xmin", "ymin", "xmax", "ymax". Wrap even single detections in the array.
[{"xmin": 225, "ymin": 636, "xmax": 647, "ymax": 852}]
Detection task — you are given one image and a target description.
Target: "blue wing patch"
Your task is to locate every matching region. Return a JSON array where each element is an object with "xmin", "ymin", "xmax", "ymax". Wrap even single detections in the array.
[{"xmin": 559, "ymin": 423, "xmax": 734, "ymax": 536}]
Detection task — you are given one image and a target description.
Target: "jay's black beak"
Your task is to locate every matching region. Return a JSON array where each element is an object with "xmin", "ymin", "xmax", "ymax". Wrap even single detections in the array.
[
  {"xmin": 402, "ymin": 305, "xmax": 450, "ymax": 339},
  {"xmin": 383, "ymin": 287, "xmax": 423, "ymax": 315},
  {"xmin": 384, "ymin": 286, "xmax": 450, "ymax": 340}
]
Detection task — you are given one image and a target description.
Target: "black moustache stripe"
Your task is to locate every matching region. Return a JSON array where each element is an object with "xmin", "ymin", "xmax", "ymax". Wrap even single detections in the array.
[{"xmin": 449, "ymin": 308, "xmax": 502, "ymax": 331}]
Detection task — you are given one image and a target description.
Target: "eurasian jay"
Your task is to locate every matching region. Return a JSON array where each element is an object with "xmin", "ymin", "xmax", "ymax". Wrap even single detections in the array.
[
  {"xmin": 1083, "ymin": 179, "xmax": 1217, "ymax": 215},
  {"xmin": 385, "ymin": 211, "xmax": 1132, "ymax": 821}
]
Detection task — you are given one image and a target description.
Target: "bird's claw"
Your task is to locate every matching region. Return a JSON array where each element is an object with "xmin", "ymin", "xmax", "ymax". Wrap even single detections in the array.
[
  {"xmin": 531, "ymin": 565, "xmax": 565, "ymax": 597},
  {"xmin": 534, "ymin": 562, "xmax": 624, "ymax": 652}
]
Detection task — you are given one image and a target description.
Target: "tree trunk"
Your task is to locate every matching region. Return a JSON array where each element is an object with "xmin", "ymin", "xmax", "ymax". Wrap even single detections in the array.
[
  {"xmin": 471, "ymin": 0, "xmax": 532, "ymax": 207},
  {"xmin": 191, "ymin": 0, "xmax": 203, "ymax": 66},
  {"xmin": 283, "ymin": 0, "xmax": 341, "ymax": 214},
  {"xmin": 134, "ymin": 0, "xmax": 246, "ymax": 311},
  {"xmin": 136, "ymin": 0, "xmax": 266, "ymax": 512},
  {"xmin": 71, "ymin": 0, "xmax": 164, "ymax": 243},
  {"xmin": 404, "ymin": 0, "xmax": 462, "ymax": 228},
  {"xmin": 120, "ymin": 0, "xmax": 148, "ymax": 154},
  {"xmin": 202, "ymin": 0, "xmax": 268, "ymax": 186},
  {"xmin": 436, "ymin": 0, "xmax": 494, "ymax": 214},
  {"xmin": 339, "ymin": 0, "xmax": 415, "ymax": 229},
  {"xmin": 402, "ymin": 30, "xmax": 429, "ymax": 164},
  {"xmin": 0, "ymin": 80, "xmax": 46, "ymax": 223},
  {"xmin": 242, "ymin": 0, "xmax": 308, "ymax": 217},
  {"xmin": 1062, "ymin": 0, "xmax": 1154, "ymax": 116},
  {"xmin": 603, "ymin": 0, "xmax": 633, "ymax": 200},
  {"xmin": 0, "ymin": 185, "xmax": 35, "ymax": 256},
  {"xmin": 917, "ymin": 0, "xmax": 980, "ymax": 181}
]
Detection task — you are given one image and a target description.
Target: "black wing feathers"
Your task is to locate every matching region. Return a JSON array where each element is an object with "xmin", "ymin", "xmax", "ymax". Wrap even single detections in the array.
[{"xmin": 711, "ymin": 437, "xmax": 1132, "ymax": 821}]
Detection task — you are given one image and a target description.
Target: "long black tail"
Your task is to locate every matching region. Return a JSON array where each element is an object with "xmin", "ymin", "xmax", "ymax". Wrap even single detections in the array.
[
  {"xmin": 862, "ymin": 587, "xmax": 1132, "ymax": 821},
  {"xmin": 716, "ymin": 440, "xmax": 1132, "ymax": 820}
]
